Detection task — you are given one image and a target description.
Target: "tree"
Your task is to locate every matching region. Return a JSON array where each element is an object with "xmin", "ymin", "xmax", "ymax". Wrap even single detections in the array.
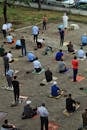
[{"xmin": 3, "ymin": 0, "xmax": 7, "ymax": 23}]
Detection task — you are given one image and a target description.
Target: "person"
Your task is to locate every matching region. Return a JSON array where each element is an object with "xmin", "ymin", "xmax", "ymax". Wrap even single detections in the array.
[
  {"xmin": 1, "ymin": 119, "xmax": 17, "ymax": 130},
  {"xmin": 77, "ymin": 47, "xmax": 86, "ymax": 59},
  {"xmin": 66, "ymin": 94, "xmax": 76, "ymax": 113},
  {"xmin": 62, "ymin": 12, "xmax": 69, "ymax": 29},
  {"xmin": 22, "ymin": 100, "xmax": 37, "ymax": 119},
  {"xmin": 6, "ymin": 68, "xmax": 14, "ymax": 89},
  {"xmin": 20, "ymin": 36, "xmax": 27, "ymax": 56},
  {"xmin": 2, "ymin": 23, "xmax": 7, "ymax": 38},
  {"xmin": 32, "ymin": 25, "xmax": 39, "ymax": 43},
  {"xmin": 82, "ymin": 109, "xmax": 87, "ymax": 129},
  {"xmin": 55, "ymin": 49, "xmax": 64, "ymax": 61},
  {"xmin": 7, "ymin": 51, "xmax": 14, "ymax": 63},
  {"xmin": 0, "ymin": 45, "xmax": 5, "ymax": 56},
  {"xmin": 71, "ymin": 55, "xmax": 79, "ymax": 82},
  {"xmin": 27, "ymin": 52, "xmax": 37, "ymax": 62},
  {"xmin": 3, "ymin": 52, "xmax": 9, "ymax": 76},
  {"xmin": 42, "ymin": 15, "xmax": 48, "ymax": 30},
  {"xmin": 51, "ymin": 81, "xmax": 60, "ymax": 97},
  {"xmin": 36, "ymin": 38, "xmax": 45, "ymax": 48},
  {"xmin": 81, "ymin": 33, "xmax": 87, "ymax": 46},
  {"xmin": 58, "ymin": 28, "xmax": 65, "ymax": 46},
  {"xmin": 33, "ymin": 57, "xmax": 42, "ymax": 73},
  {"xmin": 45, "ymin": 67, "xmax": 53, "ymax": 82},
  {"xmin": 37, "ymin": 103, "xmax": 49, "ymax": 130},
  {"xmin": 6, "ymin": 22, "xmax": 12, "ymax": 32},
  {"xmin": 6, "ymin": 33, "xmax": 13, "ymax": 44},
  {"xmin": 15, "ymin": 40, "xmax": 21, "ymax": 49},
  {"xmin": 67, "ymin": 41, "xmax": 74, "ymax": 53},
  {"xmin": 12, "ymin": 76, "xmax": 20, "ymax": 104},
  {"xmin": 58, "ymin": 58, "xmax": 68, "ymax": 73}
]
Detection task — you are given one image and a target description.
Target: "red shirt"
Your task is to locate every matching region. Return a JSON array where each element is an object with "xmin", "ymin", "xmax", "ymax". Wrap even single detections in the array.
[{"xmin": 72, "ymin": 59, "xmax": 78, "ymax": 69}]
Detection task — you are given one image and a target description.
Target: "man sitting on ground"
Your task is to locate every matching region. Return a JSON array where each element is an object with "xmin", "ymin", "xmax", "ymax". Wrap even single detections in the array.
[
  {"xmin": 58, "ymin": 58, "xmax": 68, "ymax": 73},
  {"xmin": 51, "ymin": 81, "xmax": 61, "ymax": 97},
  {"xmin": 66, "ymin": 94, "xmax": 79, "ymax": 113},
  {"xmin": 15, "ymin": 40, "xmax": 21, "ymax": 49},
  {"xmin": 36, "ymin": 38, "xmax": 45, "ymax": 48},
  {"xmin": 67, "ymin": 41, "xmax": 75, "ymax": 53},
  {"xmin": 6, "ymin": 33, "xmax": 13, "ymax": 44},
  {"xmin": 22, "ymin": 100, "xmax": 37, "ymax": 119},
  {"xmin": 77, "ymin": 47, "xmax": 86, "ymax": 59},
  {"xmin": 33, "ymin": 57, "xmax": 42, "ymax": 73},
  {"xmin": 27, "ymin": 52, "xmax": 37, "ymax": 62},
  {"xmin": 55, "ymin": 49, "xmax": 64, "ymax": 61},
  {"xmin": 45, "ymin": 67, "xmax": 53, "ymax": 82}
]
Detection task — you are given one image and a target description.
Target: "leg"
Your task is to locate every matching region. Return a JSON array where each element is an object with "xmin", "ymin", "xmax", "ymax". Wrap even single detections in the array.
[
  {"xmin": 73, "ymin": 69, "xmax": 78, "ymax": 82},
  {"xmin": 40, "ymin": 117, "xmax": 44, "ymax": 130},
  {"xmin": 45, "ymin": 117, "xmax": 48, "ymax": 130},
  {"xmin": 21, "ymin": 47, "xmax": 23, "ymax": 56},
  {"xmin": 6, "ymin": 76, "xmax": 12, "ymax": 87}
]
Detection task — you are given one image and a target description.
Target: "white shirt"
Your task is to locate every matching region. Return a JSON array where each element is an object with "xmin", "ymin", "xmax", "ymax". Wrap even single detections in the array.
[
  {"xmin": 37, "ymin": 39, "xmax": 44, "ymax": 43},
  {"xmin": 6, "ymin": 35, "xmax": 13, "ymax": 43},
  {"xmin": 7, "ymin": 53, "xmax": 13, "ymax": 62},
  {"xmin": 2, "ymin": 24, "xmax": 7, "ymax": 31},
  {"xmin": 33, "ymin": 60, "xmax": 42, "ymax": 69},
  {"xmin": 77, "ymin": 49, "xmax": 85, "ymax": 58},
  {"xmin": 7, "ymin": 23, "xmax": 12, "ymax": 30},
  {"xmin": 37, "ymin": 106, "xmax": 49, "ymax": 117},
  {"xmin": 32, "ymin": 26, "xmax": 39, "ymax": 35}
]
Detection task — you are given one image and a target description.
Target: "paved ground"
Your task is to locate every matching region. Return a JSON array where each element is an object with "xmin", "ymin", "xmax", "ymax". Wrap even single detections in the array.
[{"xmin": 0, "ymin": 21, "xmax": 87, "ymax": 130}]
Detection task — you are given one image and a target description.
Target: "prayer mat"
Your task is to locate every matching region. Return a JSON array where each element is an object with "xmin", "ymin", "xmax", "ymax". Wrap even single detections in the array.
[
  {"xmin": 19, "ymin": 96, "xmax": 28, "ymax": 104},
  {"xmin": 32, "ymin": 68, "xmax": 45, "ymax": 75},
  {"xmin": 48, "ymin": 91, "xmax": 64, "ymax": 99},
  {"xmin": 76, "ymin": 75, "xmax": 85, "ymax": 82},
  {"xmin": 41, "ymin": 76, "xmax": 58, "ymax": 85},
  {"xmin": 0, "ymin": 112, "xmax": 7, "ymax": 121},
  {"xmin": 48, "ymin": 121, "xmax": 60, "ymax": 130},
  {"xmin": 63, "ymin": 42, "xmax": 69, "ymax": 46},
  {"xmin": 14, "ymin": 58, "xmax": 19, "ymax": 61}
]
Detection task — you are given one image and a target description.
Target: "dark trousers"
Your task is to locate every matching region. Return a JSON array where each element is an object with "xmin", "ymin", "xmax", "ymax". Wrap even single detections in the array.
[
  {"xmin": 43, "ymin": 22, "xmax": 46, "ymax": 30},
  {"xmin": 21, "ymin": 46, "xmax": 26, "ymax": 56},
  {"xmin": 35, "ymin": 68, "xmax": 41, "ymax": 73},
  {"xmin": 37, "ymin": 42, "xmax": 42, "ymax": 48},
  {"xmin": 2, "ymin": 30, "xmax": 7, "ymax": 38},
  {"xmin": 40, "ymin": 117, "xmax": 48, "ymax": 130},
  {"xmin": 34, "ymin": 34, "xmax": 38, "ymax": 43},
  {"xmin": 73, "ymin": 69, "xmax": 78, "ymax": 81},
  {"xmin": 4, "ymin": 64, "xmax": 9, "ymax": 76},
  {"xmin": 6, "ymin": 75, "xmax": 12, "ymax": 87},
  {"xmin": 14, "ymin": 91, "xmax": 19, "ymax": 103},
  {"xmin": 60, "ymin": 36, "xmax": 64, "ymax": 46}
]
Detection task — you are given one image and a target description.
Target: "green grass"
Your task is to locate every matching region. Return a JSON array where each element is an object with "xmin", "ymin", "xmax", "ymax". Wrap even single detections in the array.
[{"xmin": 0, "ymin": 4, "xmax": 87, "ymax": 29}]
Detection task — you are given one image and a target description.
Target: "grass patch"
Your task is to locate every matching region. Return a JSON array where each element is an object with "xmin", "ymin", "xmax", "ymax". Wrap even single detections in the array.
[{"xmin": 0, "ymin": 4, "xmax": 87, "ymax": 29}]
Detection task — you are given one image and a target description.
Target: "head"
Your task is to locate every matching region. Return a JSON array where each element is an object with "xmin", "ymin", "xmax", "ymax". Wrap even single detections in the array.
[
  {"xmin": 42, "ymin": 103, "xmax": 45, "ymax": 107},
  {"xmin": 14, "ymin": 76, "xmax": 17, "ymax": 79},
  {"xmin": 74, "ymin": 55, "xmax": 77, "ymax": 59},
  {"xmin": 60, "ymin": 49, "xmax": 62, "ymax": 52},
  {"xmin": 21, "ymin": 36, "xmax": 24, "ymax": 39},
  {"xmin": 60, "ymin": 58, "xmax": 64, "ymax": 61},
  {"xmin": 85, "ymin": 109, "xmax": 87, "ymax": 112},
  {"xmin": 53, "ymin": 81, "xmax": 57, "ymax": 85},
  {"xmin": 69, "ymin": 41, "xmax": 72, "ymax": 44},
  {"xmin": 8, "ymin": 51, "xmax": 11, "ymax": 53},
  {"xmin": 80, "ymin": 46, "xmax": 83, "ymax": 50},
  {"xmin": 4, "ymin": 119, "xmax": 8, "ymax": 124},
  {"xmin": 68, "ymin": 94, "xmax": 72, "ymax": 98}
]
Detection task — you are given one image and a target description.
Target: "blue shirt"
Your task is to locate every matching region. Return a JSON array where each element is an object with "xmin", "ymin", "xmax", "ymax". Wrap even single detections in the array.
[
  {"xmin": 16, "ymin": 40, "xmax": 21, "ymax": 46},
  {"xmin": 55, "ymin": 52, "xmax": 63, "ymax": 61},
  {"xmin": 27, "ymin": 52, "xmax": 36, "ymax": 61},
  {"xmin": 81, "ymin": 35, "xmax": 87, "ymax": 45},
  {"xmin": 32, "ymin": 26, "xmax": 39, "ymax": 35},
  {"xmin": 51, "ymin": 85, "xmax": 60, "ymax": 97}
]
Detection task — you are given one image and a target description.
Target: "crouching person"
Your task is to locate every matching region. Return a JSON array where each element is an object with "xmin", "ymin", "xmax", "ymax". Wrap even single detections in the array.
[{"xmin": 22, "ymin": 100, "xmax": 37, "ymax": 119}]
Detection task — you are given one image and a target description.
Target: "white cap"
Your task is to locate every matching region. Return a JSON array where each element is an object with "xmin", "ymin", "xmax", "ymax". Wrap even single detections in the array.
[
  {"xmin": 26, "ymin": 100, "xmax": 31, "ymax": 104},
  {"xmin": 53, "ymin": 81, "xmax": 57, "ymax": 85}
]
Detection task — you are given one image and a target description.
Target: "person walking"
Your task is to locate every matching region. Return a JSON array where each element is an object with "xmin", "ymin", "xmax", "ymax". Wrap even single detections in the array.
[
  {"xmin": 37, "ymin": 103, "xmax": 49, "ymax": 130},
  {"xmin": 58, "ymin": 28, "xmax": 65, "ymax": 47},
  {"xmin": 71, "ymin": 56, "xmax": 79, "ymax": 82},
  {"xmin": 12, "ymin": 76, "xmax": 20, "ymax": 104},
  {"xmin": 3, "ymin": 52, "xmax": 9, "ymax": 76},
  {"xmin": 20, "ymin": 36, "xmax": 27, "ymax": 56},
  {"xmin": 42, "ymin": 15, "xmax": 48, "ymax": 30}
]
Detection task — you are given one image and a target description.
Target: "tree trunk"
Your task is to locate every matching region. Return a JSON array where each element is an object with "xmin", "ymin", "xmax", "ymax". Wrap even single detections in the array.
[
  {"xmin": 3, "ymin": 0, "xmax": 7, "ymax": 23},
  {"xmin": 38, "ymin": 0, "xmax": 41, "ymax": 10}
]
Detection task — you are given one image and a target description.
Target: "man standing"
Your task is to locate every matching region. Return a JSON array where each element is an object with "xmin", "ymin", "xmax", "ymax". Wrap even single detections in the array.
[
  {"xmin": 82, "ymin": 109, "xmax": 87, "ymax": 129},
  {"xmin": 37, "ymin": 103, "xmax": 49, "ymax": 130},
  {"xmin": 71, "ymin": 56, "xmax": 79, "ymax": 82},
  {"xmin": 2, "ymin": 23, "xmax": 7, "ymax": 38},
  {"xmin": 32, "ymin": 25, "xmax": 39, "ymax": 43},
  {"xmin": 58, "ymin": 28, "xmax": 65, "ymax": 47},
  {"xmin": 12, "ymin": 76, "xmax": 20, "ymax": 104},
  {"xmin": 42, "ymin": 15, "xmax": 48, "ymax": 30},
  {"xmin": 62, "ymin": 13, "xmax": 69, "ymax": 29},
  {"xmin": 20, "ymin": 36, "xmax": 27, "ymax": 56},
  {"xmin": 3, "ymin": 52, "xmax": 9, "ymax": 76}
]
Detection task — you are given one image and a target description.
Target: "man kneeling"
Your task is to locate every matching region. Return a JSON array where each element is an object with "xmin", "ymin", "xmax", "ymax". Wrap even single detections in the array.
[{"xmin": 22, "ymin": 101, "xmax": 37, "ymax": 119}]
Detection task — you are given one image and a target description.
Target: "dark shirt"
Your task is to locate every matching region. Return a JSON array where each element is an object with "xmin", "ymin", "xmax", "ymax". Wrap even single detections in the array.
[
  {"xmin": 67, "ymin": 44, "xmax": 74, "ymax": 52},
  {"xmin": 20, "ymin": 38, "xmax": 25, "ymax": 47},
  {"xmin": 51, "ymin": 85, "xmax": 60, "ymax": 97},
  {"xmin": 45, "ymin": 70, "xmax": 52, "ymax": 82},
  {"xmin": 59, "ymin": 30, "xmax": 64, "ymax": 38},
  {"xmin": 55, "ymin": 52, "xmax": 63, "ymax": 61},
  {"xmin": 66, "ymin": 97, "xmax": 76, "ymax": 112},
  {"xmin": 12, "ymin": 80, "xmax": 19, "ymax": 93},
  {"xmin": 3, "ymin": 55, "xmax": 9, "ymax": 66},
  {"xmin": 2, "ymin": 124, "xmax": 13, "ymax": 129}
]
